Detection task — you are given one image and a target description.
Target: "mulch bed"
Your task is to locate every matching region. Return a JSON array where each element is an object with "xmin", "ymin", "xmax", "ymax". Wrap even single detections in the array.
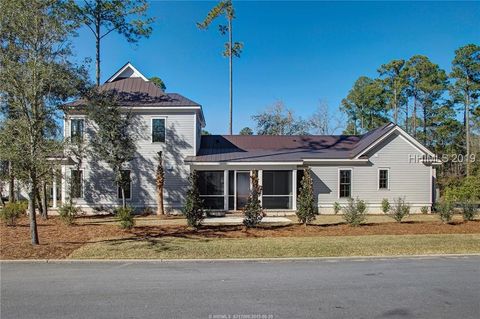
[{"xmin": 1, "ymin": 216, "xmax": 479, "ymax": 260}]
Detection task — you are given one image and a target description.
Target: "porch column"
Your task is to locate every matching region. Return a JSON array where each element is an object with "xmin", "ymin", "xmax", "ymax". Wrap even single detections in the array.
[
  {"xmin": 223, "ymin": 170, "xmax": 228, "ymax": 211},
  {"xmin": 292, "ymin": 169, "xmax": 297, "ymax": 210},
  {"xmin": 52, "ymin": 175, "xmax": 58, "ymax": 209},
  {"xmin": 61, "ymin": 166, "xmax": 66, "ymax": 205},
  {"xmin": 258, "ymin": 170, "xmax": 263, "ymax": 206}
]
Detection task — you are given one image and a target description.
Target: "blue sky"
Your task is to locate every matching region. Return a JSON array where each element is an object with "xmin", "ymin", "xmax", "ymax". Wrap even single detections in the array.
[{"xmin": 70, "ymin": 1, "xmax": 480, "ymax": 134}]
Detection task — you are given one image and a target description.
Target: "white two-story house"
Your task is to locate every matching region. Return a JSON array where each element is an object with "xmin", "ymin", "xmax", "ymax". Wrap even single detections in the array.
[{"xmin": 61, "ymin": 63, "xmax": 439, "ymax": 214}]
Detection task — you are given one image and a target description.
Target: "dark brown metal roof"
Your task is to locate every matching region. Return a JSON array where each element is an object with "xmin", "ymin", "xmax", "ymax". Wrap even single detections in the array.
[
  {"xmin": 186, "ymin": 123, "xmax": 396, "ymax": 162},
  {"xmin": 67, "ymin": 78, "xmax": 201, "ymax": 107}
]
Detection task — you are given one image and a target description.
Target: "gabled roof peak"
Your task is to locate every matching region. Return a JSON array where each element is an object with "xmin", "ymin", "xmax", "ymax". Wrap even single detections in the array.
[{"xmin": 106, "ymin": 62, "xmax": 148, "ymax": 83}]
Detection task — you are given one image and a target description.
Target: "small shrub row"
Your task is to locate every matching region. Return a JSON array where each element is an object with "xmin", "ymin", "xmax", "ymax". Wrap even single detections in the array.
[
  {"xmin": 386, "ymin": 197, "xmax": 410, "ymax": 223},
  {"xmin": 342, "ymin": 198, "xmax": 368, "ymax": 226}
]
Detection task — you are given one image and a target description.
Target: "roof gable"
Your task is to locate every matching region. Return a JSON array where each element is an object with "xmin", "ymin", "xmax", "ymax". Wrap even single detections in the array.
[
  {"xmin": 353, "ymin": 124, "xmax": 435, "ymax": 159},
  {"xmin": 106, "ymin": 62, "xmax": 148, "ymax": 83}
]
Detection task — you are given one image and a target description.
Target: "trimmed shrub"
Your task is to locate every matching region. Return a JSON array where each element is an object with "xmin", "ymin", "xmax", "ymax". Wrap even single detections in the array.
[
  {"xmin": 420, "ymin": 206, "xmax": 429, "ymax": 214},
  {"xmin": 342, "ymin": 198, "xmax": 368, "ymax": 227},
  {"xmin": 381, "ymin": 198, "xmax": 390, "ymax": 214},
  {"xmin": 116, "ymin": 206, "xmax": 135, "ymax": 229},
  {"xmin": 58, "ymin": 203, "xmax": 79, "ymax": 225},
  {"xmin": 333, "ymin": 202, "xmax": 341, "ymax": 215},
  {"xmin": 435, "ymin": 201, "xmax": 454, "ymax": 224},
  {"xmin": 183, "ymin": 171, "xmax": 204, "ymax": 228},
  {"xmin": 388, "ymin": 197, "xmax": 410, "ymax": 223},
  {"xmin": 461, "ymin": 201, "xmax": 478, "ymax": 222},
  {"xmin": 296, "ymin": 168, "xmax": 316, "ymax": 226},
  {"xmin": 0, "ymin": 201, "xmax": 27, "ymax": 226},
  {"xmin": 243, "ymin": 171, "xmax": 264, "ymax": 228}
]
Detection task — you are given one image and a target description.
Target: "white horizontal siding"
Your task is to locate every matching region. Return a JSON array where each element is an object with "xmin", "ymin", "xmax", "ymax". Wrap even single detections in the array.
[
  {"xmin": 311, "ymin": 132, "xmax": 432, "ymax": 212},
  {"xmin": 63, "ymin": 109, "xmax": 195, "ymax": 210}
]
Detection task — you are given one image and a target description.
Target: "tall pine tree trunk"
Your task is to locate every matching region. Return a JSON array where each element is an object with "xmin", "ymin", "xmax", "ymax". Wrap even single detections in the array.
[
  {"xmin": 465, "ymin": 84, "xmax": 471, "ymax": 176},
  {"xmin": 35, "ymin": 186, "xmax": 45, "ymax": 219},
  {"xmin": 8, "ymin": 161, "xmax": 15, "ymax": 202},
  {"xmin": 42, "ymin": 180, "xmax": 48, "ymax": 219},
  {"xmin": 28, "ymin": 173, "xmax": 39, "ymax": 245},
  {"xmin": 412, "ymin": 95, "xmax": 417, "ymax": 138},
  {"xmin": 121, "ymin": 187, "xmax": 126, "ymax": 208},
  {"xmin": 95, "ymin": 13, "xmax": 101, "ymax": 86},
  {"xmin": 405, "ymin": 101, "xmax": 409, "ymax": 134},
  {"xmin": 423, "ymin": 105, "xmax": 427, "ymax": 146},
  {"xmin": 228, "ymin": 17, "xmax": 233, "ymax": 135},
  {"xmin": 393, "ymin": 87, "xmax": 398, "ymax": 124}
]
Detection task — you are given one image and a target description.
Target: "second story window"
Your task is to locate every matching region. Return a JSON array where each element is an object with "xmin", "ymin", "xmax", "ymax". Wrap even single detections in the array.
[
  {"xmin": 152, "ymin": 118, "xmax": 166, "ymax": 143},
  {"xmin": 71, "ymin": 118, "xmax": 84, "ymax": 141}
]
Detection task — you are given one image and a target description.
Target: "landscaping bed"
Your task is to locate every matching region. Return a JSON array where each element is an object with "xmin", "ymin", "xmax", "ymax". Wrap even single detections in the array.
[{"xmin": 1, "ymin": 215, "xmax": 479, "ymax": 260}]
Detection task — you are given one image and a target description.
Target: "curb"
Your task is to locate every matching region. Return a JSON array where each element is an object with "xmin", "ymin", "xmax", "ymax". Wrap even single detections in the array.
[{"xmin": 2, "ymin": 253, "xmax": 480, "ymax": 264}]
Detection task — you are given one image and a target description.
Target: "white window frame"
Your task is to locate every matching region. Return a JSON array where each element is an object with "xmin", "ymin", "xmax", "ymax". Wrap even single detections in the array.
[
  {"xmin": 70, "ymin": 117, "xmax": 85, "ymax": 140},
  {"xmin": 117, "ymin": 169, "xmax": 132, "ymax": 200},
  {"xmin": 151, "ymin": 117, "xmax": 167, "ymax": 143},
  {"xmin": 70, "ymin": 169, "xmax": 84, "ymax": 199},
  {"xmin": 378, "ymin": 168, "xmax": 390, "ymax": 190},
  {"xmin": 338, "ymin": 168, "xmax": 353, "ymax": 199}
]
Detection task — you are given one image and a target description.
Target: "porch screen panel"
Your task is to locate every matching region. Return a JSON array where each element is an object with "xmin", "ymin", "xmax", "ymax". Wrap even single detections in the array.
[
  {"xmin": 197, "ymin": 171, "xmax": 224, "ymax": 209},
  {"xmin": 262, "ymin": 170, "xmax": 292, "ymax": 209}
]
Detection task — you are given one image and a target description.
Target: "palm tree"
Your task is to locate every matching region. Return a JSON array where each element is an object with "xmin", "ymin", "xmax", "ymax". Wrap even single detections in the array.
[
  {"xmin": 156, "ymin": 151, "xmax": 164, "ymax": 215},
  {"xmin": 197, "ymin": 0, "xmax": 243, "ymax": 135}
]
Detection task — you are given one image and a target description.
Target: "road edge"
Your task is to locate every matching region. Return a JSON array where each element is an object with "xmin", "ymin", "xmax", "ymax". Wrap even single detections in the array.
[{"xmin": 2, "ymin": 253, "xmax": 480, "ymax": 264}]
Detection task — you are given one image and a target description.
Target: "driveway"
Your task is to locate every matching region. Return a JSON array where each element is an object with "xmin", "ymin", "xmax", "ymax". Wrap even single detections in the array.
[{"xmin": 1, "ymin": 256, "xmax": 479, "ymax": 319}]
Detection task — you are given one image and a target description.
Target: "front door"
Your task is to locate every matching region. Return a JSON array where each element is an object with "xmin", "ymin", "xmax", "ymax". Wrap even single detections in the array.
[{"xmin": 236, "ymin": 171, "xmax": 250, "ymax": 210}]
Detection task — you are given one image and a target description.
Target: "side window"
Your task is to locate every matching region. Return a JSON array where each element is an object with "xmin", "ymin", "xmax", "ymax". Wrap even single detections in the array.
[
  {"xmin": 379, "ymin": 169, "xmax": 389, "ymax": 190},
  {"xmin": 117, "ymin": 170, "xmax": 132, "ymax": 200},
  {"xmin": 71, "ymin": 119, "xmax": 84, "ymax": 140},
  {"xmin": 339, "ymin": 169, "xmax": 351, "ymax": 198},
  {"xmin": 152, "ymin": 118, "xmax": 166, "ymax": 143},
  {"xmin": 70, "ymin": 169, "xmax": 83, "ymax": 199}
]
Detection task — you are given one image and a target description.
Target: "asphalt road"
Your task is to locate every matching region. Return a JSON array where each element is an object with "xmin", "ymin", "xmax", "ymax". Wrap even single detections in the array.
[{"xmin": 1, "ymin": 256, "xmax": 479, "ymax": 319}]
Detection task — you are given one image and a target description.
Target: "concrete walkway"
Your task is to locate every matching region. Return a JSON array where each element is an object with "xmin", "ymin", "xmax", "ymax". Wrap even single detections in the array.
[{"xmin": 203, "ymin": 216, "xmax": 292, "ymax": 225}]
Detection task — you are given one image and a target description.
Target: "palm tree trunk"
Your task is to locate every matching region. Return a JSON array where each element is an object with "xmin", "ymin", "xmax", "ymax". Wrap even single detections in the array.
[{"xmin": 228, "ymin": 17, "xmax": 233, "ymax": 135}]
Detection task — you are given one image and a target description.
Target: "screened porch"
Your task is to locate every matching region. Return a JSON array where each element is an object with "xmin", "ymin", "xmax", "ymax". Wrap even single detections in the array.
[{"xmin": 195, "ymin": 169, "xmax": 304, "ymax": 211}]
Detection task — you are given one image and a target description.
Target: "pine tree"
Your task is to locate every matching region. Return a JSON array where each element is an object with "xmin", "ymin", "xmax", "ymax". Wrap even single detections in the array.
[
  {"xmin": 296, "ymin": 168, "xmax": 316, "ymax": 226},
  {"xmin": 183, "ymin": 171, "xmax": 204, "ymax": 228},
  {"xmin": 243, "ymin": 171, "xmax": 263, "ymax": 228}
]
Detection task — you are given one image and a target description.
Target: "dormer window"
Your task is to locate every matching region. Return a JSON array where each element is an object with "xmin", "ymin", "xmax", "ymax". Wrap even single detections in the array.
[
  {"xmin": 71, "ymin": 118, "xmax": 84, "ymax": 141},
  {"xmin": 152, "ymin": 118, "xmax": 166, "ymax": 143}
]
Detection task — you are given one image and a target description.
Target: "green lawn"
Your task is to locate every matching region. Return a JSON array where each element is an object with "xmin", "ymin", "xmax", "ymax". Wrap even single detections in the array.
[{"xmin": 69, "ymin": 233, "xmax": 480, "ymax": 259}]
